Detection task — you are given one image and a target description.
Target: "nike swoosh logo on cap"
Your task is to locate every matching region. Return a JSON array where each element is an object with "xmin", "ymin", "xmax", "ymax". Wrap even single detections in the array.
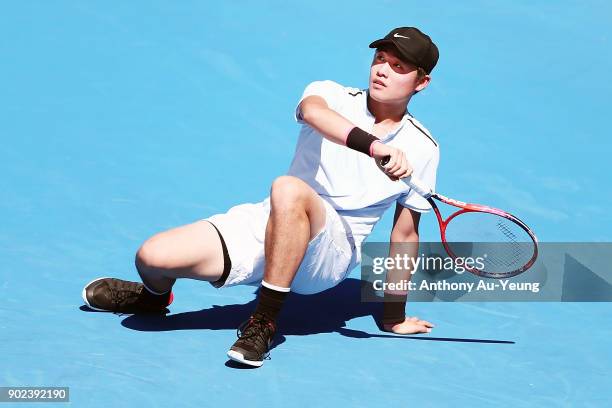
[{"xmin": 393, "ymin": 33, "xmax": 410, "ymax": 39}]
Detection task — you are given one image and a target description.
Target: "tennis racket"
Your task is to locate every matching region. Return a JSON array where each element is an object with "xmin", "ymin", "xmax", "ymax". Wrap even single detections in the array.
[{"xmin": 381, "ymin": 157, "xmax": 538, "ymax": 278}]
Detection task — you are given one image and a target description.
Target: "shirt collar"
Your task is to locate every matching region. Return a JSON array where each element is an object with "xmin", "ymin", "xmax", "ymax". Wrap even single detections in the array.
[{"xmin": 363, "ymin": 89, "xmax": 411, "ymax": 141}]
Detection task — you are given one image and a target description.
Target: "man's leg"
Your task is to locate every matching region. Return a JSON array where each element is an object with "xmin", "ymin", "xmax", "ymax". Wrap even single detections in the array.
[
  {"xmin": 82, "ymin": 220, "xmax": 227, "ymax": 313},
  {"xmin": 227, "ymin": 175, "xmax": 327, "ymax": 366},
  {"xmin": 135, "ymin": 220, "xmax": 227, "ymax": 293},
  {"xmin": 263, "ymin": 175, "xmax": 327, "ymax": 287}
]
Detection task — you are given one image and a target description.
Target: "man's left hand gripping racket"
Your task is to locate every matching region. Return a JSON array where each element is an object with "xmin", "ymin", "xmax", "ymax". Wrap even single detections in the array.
[{"xmin": 381, "ymin": 157, "xmax": 538, "ymax": 279}]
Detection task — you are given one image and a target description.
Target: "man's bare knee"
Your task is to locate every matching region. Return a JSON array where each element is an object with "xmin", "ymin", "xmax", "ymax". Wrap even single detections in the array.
[
  {"xmin": 134, "ymin": 221, "xmax": 226, "ymax": 282},
  {"xmin": 269, "ymin": 175, "xmax": 326, "ymax": 239},
  {"xmin": 270, "ymin": 176, "xmax": 309, "ymax": 210},
  {"xmin": 135, "ymin": 237, "xmax": 171, "ymax": 271}
]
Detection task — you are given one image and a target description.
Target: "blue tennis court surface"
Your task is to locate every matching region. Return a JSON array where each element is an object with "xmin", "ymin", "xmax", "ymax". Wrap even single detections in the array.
[{"xmin": 1, "ymin": 1, "xmax": 611, "ymax": 406}]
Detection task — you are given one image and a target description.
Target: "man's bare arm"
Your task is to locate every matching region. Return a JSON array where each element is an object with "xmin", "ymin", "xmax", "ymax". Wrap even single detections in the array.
[
  {"xmin": 299, "ymin": 96, "xmax": 410, "ymax": 180},
  {"xmin": 382, "ymin": 203, "xmax": 434, "ymax": 334},
  {"xmin": 299, "ymin": 95, "xmax": 356, "ymax": 145}
]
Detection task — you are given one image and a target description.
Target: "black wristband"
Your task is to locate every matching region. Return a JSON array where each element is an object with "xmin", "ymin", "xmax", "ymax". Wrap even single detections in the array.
[
  {"xmin": 346, "ymin": 127, "xmax": 379, "ymax": 156},
  {"xmin": 381, "ymin": 293, "xmax": 407, "ymax": 325}
]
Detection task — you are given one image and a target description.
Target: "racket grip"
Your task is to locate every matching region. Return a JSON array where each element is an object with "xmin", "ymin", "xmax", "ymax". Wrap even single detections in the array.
[
  {"xmin": 404, "ymin": 175, "xmax": 433, "ymax": 198},
  {"xmin": 380, "ymin": 155, "xmax": 433, "ymax": 198}
]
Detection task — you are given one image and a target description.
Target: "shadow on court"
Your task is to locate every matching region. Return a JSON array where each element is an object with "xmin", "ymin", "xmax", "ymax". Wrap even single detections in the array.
[{"xmin": 80, "ymin": 278, "xmax": 514, "ymax": 346}]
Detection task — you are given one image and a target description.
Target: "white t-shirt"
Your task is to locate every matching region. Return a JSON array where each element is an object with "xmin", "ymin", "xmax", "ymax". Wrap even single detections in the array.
[{"xmin": 288, "ymin": 80, "xmax": 440, "ymax": 268}]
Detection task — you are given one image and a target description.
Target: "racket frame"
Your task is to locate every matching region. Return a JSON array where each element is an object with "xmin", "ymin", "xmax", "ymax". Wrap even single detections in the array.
[
  {"xmin": 427, "ymin": 193, "xmax": 539, "ymax": 278},
  {"xmin": 379, "ymin": 157, "xmax": 539, "ymax": 278}
]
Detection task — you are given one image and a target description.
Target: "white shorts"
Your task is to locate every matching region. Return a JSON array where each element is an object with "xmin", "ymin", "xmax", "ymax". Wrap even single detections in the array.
[{"xmin": 204, "ymin": 196, "xmax": 356, "ymax": 295}]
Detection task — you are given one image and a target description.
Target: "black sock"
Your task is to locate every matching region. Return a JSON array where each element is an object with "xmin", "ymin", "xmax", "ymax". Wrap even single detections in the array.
[
  {"xmin": 253, "ymin": 284, "xmax": 289, "ymax": 322},
  {"xmin": 141, "ymin": 284, "xmax": 171, "ymax": 305}
]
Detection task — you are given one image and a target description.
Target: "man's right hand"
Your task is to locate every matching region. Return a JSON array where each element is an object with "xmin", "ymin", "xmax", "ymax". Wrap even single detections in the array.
[{"xmin": 371, "ymin": 143, "xmax": 413, "ymax": 181}]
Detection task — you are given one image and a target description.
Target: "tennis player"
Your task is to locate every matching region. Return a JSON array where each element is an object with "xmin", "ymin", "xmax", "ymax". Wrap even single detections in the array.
[{"xmin": 82, "ymin": 27, "xmax": 440, "ymax": 367}]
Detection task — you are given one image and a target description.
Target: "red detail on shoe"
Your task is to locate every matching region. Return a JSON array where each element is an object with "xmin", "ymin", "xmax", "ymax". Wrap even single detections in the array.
[{"xmin": 168, "ymin": 291, "xmax": 174, "ymax": 306}]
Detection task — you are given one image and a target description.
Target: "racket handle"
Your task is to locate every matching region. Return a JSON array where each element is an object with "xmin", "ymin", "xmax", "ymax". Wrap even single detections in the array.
[
  {"xmin": 404, "ymin": 175, "xmax": 433, "ymax": 198},
  {"xmin": 380, "ymin": 156, "xmax": 433, "ymax": 198}
]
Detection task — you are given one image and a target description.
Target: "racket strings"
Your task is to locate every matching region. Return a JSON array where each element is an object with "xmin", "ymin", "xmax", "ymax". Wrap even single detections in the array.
[
  {"xmin": 444, "ymin": 211, "xmax": 536, "ymax": 277},
  {"xmin": 497, "ymin": 220, "xmax": 519, "ymax": 243}
]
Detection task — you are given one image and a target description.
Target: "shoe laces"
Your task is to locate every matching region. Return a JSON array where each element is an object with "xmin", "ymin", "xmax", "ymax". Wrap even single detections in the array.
[
  {"xmin": 111, "ymin": 289, "xmax": 140, "ymax": 305},
  {"xmin": 236, "ymin": 314, "xmax": 276, "ymax": 358},
  {"xmin": 109, "ymin": 282, "xmax": 142, "ymax": 309}
]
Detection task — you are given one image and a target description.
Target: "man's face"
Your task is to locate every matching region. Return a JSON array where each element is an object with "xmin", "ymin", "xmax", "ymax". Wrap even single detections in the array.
[{"xmin": 368, "ymin": 47, "xmax": 430, "ymax": 104}]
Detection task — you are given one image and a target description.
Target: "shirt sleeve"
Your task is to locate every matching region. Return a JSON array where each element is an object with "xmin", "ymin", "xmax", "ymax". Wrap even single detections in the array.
[
  {"xmin": 396, "ymin": 147, "xmax": 440, "ymax": 213},
  {"xmin": 294, "ymin": 80, "xmax": 345, "ymax": 123}
]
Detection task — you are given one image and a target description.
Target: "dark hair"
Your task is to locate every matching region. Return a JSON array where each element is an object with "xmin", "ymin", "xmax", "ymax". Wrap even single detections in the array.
[{"xmin": 416, "ymin": 67, "xmax": 427, "ymax": 80}]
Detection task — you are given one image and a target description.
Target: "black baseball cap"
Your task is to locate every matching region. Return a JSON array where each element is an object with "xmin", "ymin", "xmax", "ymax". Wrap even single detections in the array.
[{"xmin": 369, "ymin": 27, "xmax": 439, "ymax": 74}]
